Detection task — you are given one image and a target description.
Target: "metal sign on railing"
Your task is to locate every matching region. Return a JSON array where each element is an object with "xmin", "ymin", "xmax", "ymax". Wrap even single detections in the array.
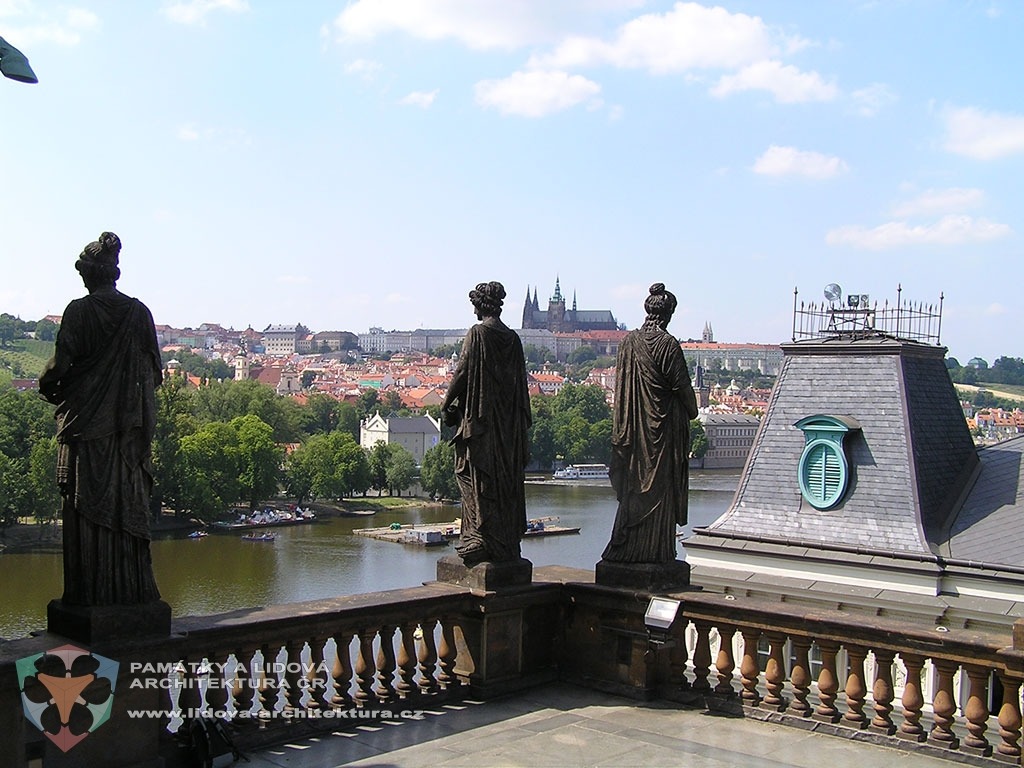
[{"xmin": 791, "ymin": 284, "xmax": 944, "ymax": 345}]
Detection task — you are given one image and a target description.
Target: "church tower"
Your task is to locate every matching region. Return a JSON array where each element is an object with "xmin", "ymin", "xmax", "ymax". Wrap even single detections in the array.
[
  {"xmin": 702, "ymin": 322, "xmax": 714, "ymax": 343},
  {"xmin": 548, "ymin": 277, "xmax": 567, "ymax": 332}
]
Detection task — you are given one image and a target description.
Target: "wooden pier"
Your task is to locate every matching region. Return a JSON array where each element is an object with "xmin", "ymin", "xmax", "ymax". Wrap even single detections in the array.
[{"xmin": 353, "ymin": 517, "xmax": 580, "ymax": 547}]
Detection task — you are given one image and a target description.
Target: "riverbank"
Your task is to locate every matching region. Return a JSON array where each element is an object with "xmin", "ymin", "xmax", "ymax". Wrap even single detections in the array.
[{"xmin": 0, "ymin": 495, "xmax": 450, "ymax": 554}]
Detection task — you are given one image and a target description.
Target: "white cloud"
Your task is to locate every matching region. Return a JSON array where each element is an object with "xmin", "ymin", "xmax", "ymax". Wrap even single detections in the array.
[
  {"xmin": 711, "ymin": 60, "xmax": 837, "ymax": 103},
  {"xmin": 890, "ymin": 188, "xmax": 984, "ymax": 218},
  {"xmin": 333, "ymin": 0, "xmax": 644, "ymax": 51},
  {"xmin": 752, "ymin": 146, "xmax": 848, "ymax": 179},
  {"xmin": 825, "ymin": 215, "xmax": 1011, "ymax": 250},
  {"xmin": 530, "ymin": 2, "xmax": 777, "ymax": 73},
  {"xmin": 177, "ymin": 124, "xmax": 201, "ymax": 141},
  {"xmin": 2, "ymin": 6, "xmax": 99, "ymax": 46},
  {"xmin": 849, "ymin": 82, "xmax": 896, "ymax": 117},
  {"xmin": 986, "ymin": 303, "xmax": 1007, "ymax": 316},
  {"xmin": 475, "ymin": 70, "xmax": 601, "ymax": 118},
  {"xmin": 944, "ymin": 105, "xmax": 1024, "ymax": 160},
  {"xmin": 344, "ymin": 58, "xmax": 382, "ymax": 79},
  {"xmin": 399, "ymin": 89, "xmax": 439, "ymax": 108},
  {"xmin": 161, "ymin": 0, "xmax": 249, "ymax": 26}
]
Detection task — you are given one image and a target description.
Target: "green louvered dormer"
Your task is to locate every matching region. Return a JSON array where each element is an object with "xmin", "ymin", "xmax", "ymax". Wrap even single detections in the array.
[{"xmin": 794, "ymin": 415, "xmax": 861, "ymax": 510}]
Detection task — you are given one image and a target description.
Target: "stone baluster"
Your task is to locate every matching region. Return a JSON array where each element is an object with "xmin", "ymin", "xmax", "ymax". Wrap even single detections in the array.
[
  {"xmin": 739, "ymin": 629, "xmax": 761, "ymax": 707},
  {"xmin": 307, "ymin": 636, "xmax": 330, "ymax": 710},
  {"xmin": 691, "ymin": 622, "xmax": 713, "ymax": 692},
  {"xmin": 928, "ymin": 659, "xmax": 960, "ymax": 749},
  {"xmin": 869, "ymin": 649, "xmax": 896, "ymax": 735},
  {"xmin": 396, "ymin": 622, "xmax": 418, "ymax": 699},
  {"xmin": 258, "ymin": 645, "xmax": 281, "ymax": 722},
  {"xmin": 897, "ymin": 654, "xmax": 927, "ymax": 742},
  {"xmin": 995, "ymin": 672, "xmax": 1022, "ymax": 763},
  {"xmin": 282, "ymin": 639, "xmax": 304, "ymax": 713},
  {"xmin": 842, "ymin": 645, "xmax": 869, "ymax": 729},
  {"xmin": 417, "ymin": 619, "xmax": 440, "ymax": 696},
  {"xmin": 204, "ymin": 652, "xmax": 230, "ymax": 717},
  {"xmin": 760, "ymin": 632, "xmax": 787, "ymax": 712},
  {"xmin": 786, "ymin": 636, "xmax": 812, "ymax": 718},
  {"xmin": 438, "ymin": 617, "xmax": 460, "ymax": 690},
  {"xmin": 668, "ymin": 623, "xmax": 690, "ymax": 691},
  {"xmin": 714, "ymin": 626, "xmax": 737, "ymax": 696},
  {"xmin": 177, "ymin": 658, "xmax": 203, "ymax": 723},
  {"xmin": 331, "ymin": 630, "xmax": 355, "ymax": 709},
  {"xmin": 813, "ymin": 640, "xmax": 841, "ymax": 723},
  {"xmin": 375, "ymin": 624, "xmax": 398, "ymax": 703},
  {"xmin": 354, "ymin": 628, "xmax": 377, "ymax": 707},
  {"xmin": 233, "ymin": 646, "xmax": 258, "ymax": 717},
  {"xmin": 961, "ymin": 665, "xmax": 992, "ymax": 756}
]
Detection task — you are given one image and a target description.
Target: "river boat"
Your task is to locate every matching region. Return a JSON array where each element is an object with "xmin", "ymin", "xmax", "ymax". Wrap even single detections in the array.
[
  {"xmin": 241, "ymin": 532, "xmax": 276, "ymax": 542},
  {"xmin": 187, "ymin": 531, "xmax": 208, "ymax": 539},
  {"xmin": 553, "ymin": 464, "xmax": 609, "ymax": 480},
  {"xmin": 211, "ymin": 506, "xmax": 317, "ymax": 531}
]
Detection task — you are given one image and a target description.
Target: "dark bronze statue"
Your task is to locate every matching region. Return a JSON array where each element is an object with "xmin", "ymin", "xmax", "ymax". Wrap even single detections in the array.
[
  {"xmin": 442, "ymin": 282, "xmax": 531, "ymax": 565},
  {"xmin": 602, "ymin": 283, "xmax": 698, "ymax": 564},
  {"xmin": 39, "ymin": 232, "xmax": 164, "ymax": 606}
]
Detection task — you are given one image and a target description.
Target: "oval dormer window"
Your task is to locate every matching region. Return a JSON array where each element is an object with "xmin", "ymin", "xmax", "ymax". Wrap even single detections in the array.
[
  {"xmin": 794, "ymin": 415, "xmax": 861, "ymax": 511},
  {"xmin": 799, "ymin": 439, "xmax": 845, "ymax": 509}
]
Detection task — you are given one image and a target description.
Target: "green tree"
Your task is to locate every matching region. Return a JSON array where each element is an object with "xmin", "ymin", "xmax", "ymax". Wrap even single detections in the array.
[
  {"xmin": 34, "ymin": 319, "xmax": 58, "ymax": 342},
  {"xmin": 421, "ymin": 442, "xmax": 460, "ymax": 500},
  {"xmin": 151, "ymin": 375, "xmax": 196, "ymax": 514},
  {"xmin": 177, "ymin": 421, "xmax": 243, "ymax": 518},
  {"xmin": 528, "ymin": 396, "xmax": 557, "ymax": 469},
  {"xmin": 302, "ymin": 393, "xmax": 340, "ymax": 435},
  {"xmin": 336, "ymin": 401, "xmax": 361, "ymax": 441},
  {"xmin": 28, "ymin": 436, "xmax": 60, "ymax": 530},
  {"xmin": 232, "ymin": 414, "xmax": 283, "ymax": 510},
  {"xmin": 193, "ymin": 379, "xmax": 302, "ymax": 441},
  {"xmin": 567, "ymin": 346, "xmax": 597, "ymax": 365},
  {"xmin": 689, "ymin": 419, "xmax": 709, "ymax": 459},
  {"xmin": 378, "ymin": 389, "xmax": 404, "ymax": 414},
  {"xmin": 368, "ymin": 440, "xmax": 391, "ymax": 495},
  {"xmin": 385, "ymin": 444, "xmax": 417, "ymax": 495},
  {"xmin": 356, "ymin": 389, "xmax": 379, "ymax": 420},
  {"xmin": 0, "ymin": 314, "xmax": 20, "ymax": 348}
]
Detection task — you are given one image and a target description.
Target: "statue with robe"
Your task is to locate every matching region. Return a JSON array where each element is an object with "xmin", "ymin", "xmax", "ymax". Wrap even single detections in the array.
[
  {"xmin": 441, "ymin": 281, "xmax": 531, "ymax": 565},
  {"xmin": 601, "ymin": 283, "xmax": 698, "ymax": 564},
  {"xmin": 39, "ymin": 232, "xmax": 164, "ymax": 607}
]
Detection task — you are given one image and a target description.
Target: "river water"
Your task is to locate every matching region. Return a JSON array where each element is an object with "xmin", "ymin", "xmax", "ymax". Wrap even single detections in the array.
[{"xmin": 0, "ymin": 472, "xmax": 739, "ymax": 640}]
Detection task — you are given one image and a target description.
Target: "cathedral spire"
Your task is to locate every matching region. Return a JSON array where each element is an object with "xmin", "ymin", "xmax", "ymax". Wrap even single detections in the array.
[
  {"xmin": 572, "ymin": 290, "xmax": 577, "ymax": 312},
  {"xmin": 552, "ymin": 276, "xmax": 563, "ymax": 302}
]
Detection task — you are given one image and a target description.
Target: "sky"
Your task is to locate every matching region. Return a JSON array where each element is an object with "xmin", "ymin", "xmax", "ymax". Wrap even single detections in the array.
[{"xmin": 1, "ymin": 0, "xmax": 1022, "ymax": 364}]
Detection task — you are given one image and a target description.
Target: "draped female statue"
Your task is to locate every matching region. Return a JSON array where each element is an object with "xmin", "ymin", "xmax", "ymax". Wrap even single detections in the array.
[
  {"xmin": 601, "ymin": 283, "xmax": 698, "ymax": 564},
  {"xmin": 39, "ymin": 232, "xmax": 163, "ymax": 606},
  {"xmin": 441, "ymin": 281, "xmax": 532, "ymax": 565}
]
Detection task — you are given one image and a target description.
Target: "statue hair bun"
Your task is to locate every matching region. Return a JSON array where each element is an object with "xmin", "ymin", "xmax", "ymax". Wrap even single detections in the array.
[{"xmin": 649, "ymin": 282, "xmax": 665, "ymax": 295}]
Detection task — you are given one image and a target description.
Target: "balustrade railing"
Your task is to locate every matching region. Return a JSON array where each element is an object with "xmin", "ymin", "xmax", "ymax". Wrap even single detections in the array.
[
  {"xmin": 653, "ymin": 592, "xmax": 1024, "ymax": 764},
  {"xmin": 162, "ymin": 585, "xmax": 478, "ymax": 750}
]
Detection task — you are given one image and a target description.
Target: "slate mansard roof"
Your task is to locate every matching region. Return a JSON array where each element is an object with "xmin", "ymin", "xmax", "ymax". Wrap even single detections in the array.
[{"xmin": 700, "ymin": 337, "xmax": 978, "ymax": 555}]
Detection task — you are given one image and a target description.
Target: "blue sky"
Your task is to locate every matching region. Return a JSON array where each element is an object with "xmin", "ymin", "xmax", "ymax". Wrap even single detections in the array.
[{"xmin": 1, "ymin": 1, "xmax": 1021, "ymax": 363}]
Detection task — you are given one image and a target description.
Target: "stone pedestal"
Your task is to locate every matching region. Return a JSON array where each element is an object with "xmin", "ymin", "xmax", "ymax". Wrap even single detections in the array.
[
  {"xmin": 594, "ymin": 559, "xmax": 690, "ymax": 592},
  {"xmin": 47, "ymin": 599, "xmax": 172, "ymax": 644},
  {"xmin": 436, "ymin": 555, "xmax": 533, "ymax": 591}
]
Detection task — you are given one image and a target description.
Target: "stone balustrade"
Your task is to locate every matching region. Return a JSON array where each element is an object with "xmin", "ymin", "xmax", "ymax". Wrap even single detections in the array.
[
  {"xmin": 561, "ymin": 575, "xmax": 1024, "ymax": 765},
  {"xmin": 5, "ymin": 566, "xmax": 1024, "ymax": 766}
]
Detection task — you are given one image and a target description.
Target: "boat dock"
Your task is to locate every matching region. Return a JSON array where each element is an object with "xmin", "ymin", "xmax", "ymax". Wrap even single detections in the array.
[{"xmin": 353, "ymin": 517, "xmax": 580, "ymax": 547}]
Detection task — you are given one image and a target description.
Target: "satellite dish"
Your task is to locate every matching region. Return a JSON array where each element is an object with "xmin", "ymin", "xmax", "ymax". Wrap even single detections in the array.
[{"xmin": 824, "ymin": 283, "xmax": 842, "ymax": 303}]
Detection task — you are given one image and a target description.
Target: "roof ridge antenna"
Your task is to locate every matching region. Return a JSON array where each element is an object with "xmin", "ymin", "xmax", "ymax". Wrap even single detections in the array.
[{"xmin": 792, "ymin": 285, "xmax": 944, "ymax": 346}]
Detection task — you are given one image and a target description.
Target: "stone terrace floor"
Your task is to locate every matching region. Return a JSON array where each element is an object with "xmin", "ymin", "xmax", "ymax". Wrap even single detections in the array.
[{"xmin": 217, "ymin": 683, "xmax": 966, "ymax": 768}]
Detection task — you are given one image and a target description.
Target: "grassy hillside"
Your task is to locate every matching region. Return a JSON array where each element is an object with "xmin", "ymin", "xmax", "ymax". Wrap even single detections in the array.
[
  {"xmin": 0, "ymin": 338, "xmax": 54, "ymax": 379},
  {"xmin": 955, "ymin": 383, "xmax": 1024, "ymax": 404}
]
